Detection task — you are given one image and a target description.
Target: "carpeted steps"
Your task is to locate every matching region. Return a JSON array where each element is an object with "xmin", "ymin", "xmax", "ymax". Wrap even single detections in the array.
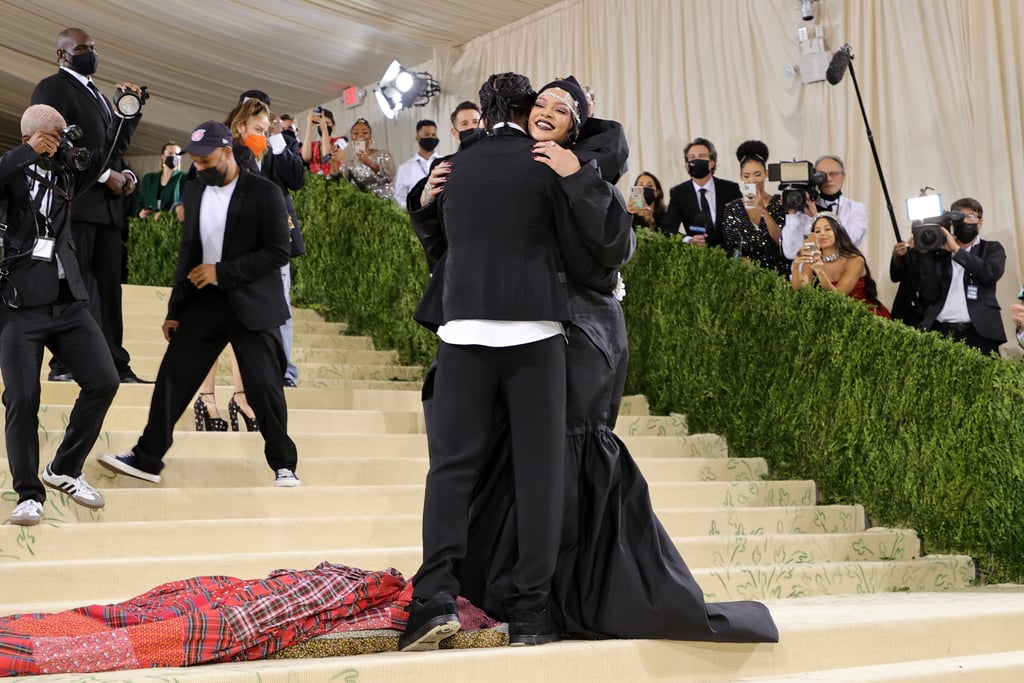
[{"xmin": 1, "ymin": 284, "xmax": 1018, "ymax": 682}]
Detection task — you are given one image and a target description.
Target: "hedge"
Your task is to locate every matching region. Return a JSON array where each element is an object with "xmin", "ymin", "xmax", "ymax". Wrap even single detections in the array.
[{"xmin": 126, "ymin": 175, "xmax": 1024, "ymax": 581}]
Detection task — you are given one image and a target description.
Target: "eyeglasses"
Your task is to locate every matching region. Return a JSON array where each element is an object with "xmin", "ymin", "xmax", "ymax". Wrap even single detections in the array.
[
  {"xmin": 821, "ymin": 171, "xmax": 845, "ymax": 178},
  {"xmin": 961, "ymin": 212, "xmax": 980, "ymax": 221}
]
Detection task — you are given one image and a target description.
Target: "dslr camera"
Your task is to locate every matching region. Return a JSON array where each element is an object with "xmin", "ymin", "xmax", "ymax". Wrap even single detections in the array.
[
  {"xmin": 768, "ymin": 160, "xmax": 826, "ymax": 212},
  {"xmin": 911, "ymin": 210, "xmax": 964, "ymax": 252},
  {"xmin": 48, "ymin": 125, "xmax": 91, "ymax": 171}
]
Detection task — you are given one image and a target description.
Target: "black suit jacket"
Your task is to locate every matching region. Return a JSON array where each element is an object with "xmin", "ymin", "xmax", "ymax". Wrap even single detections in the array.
[
  {"xmin": 917, "ymin": 240, "xmax": 1006, "ymax": 343},
  {"xmin": 432, "ymin": 127, "xmax": 574, "ymax": 323},
  {"xmin": 31, "ymin": 69, "xmax": 139, "ymax": 227},
  {"xmin": 168, "ymin": 170, "xmax": 291, "ymax": 331},
  {"xmin": 0, "ymin": 144, "xmax": 90, "ymax": 307},
  {"xmin": 259, "ymin": 140, "xmax": 307, "ymax": 257},
  {"xmin": 661, "ymin": 176, "xmax": 742, "ymax": 247}
]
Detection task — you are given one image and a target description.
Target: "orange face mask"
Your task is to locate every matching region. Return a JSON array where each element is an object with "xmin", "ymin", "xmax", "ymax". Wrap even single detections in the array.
[{"xmin": 241, "ymin": 134, "xmax": 268, "ymax": 158}]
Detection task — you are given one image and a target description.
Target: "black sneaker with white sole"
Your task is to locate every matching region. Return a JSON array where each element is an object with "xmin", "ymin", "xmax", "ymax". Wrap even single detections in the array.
[
  {"xmin": 398, "ymin": 592, "xmax": 461, "ymax": 652},
  {"xmin": 97, "ymin": 451, "xmax": 162, "ymax": 484}
]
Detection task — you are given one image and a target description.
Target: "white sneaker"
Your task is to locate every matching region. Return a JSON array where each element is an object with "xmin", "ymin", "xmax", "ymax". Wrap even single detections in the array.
[
  {"xmin": 41, "ymin": 465, "xmax": 105, "ymax": 509},
  {"xmin": 10, "ymin": 500, "xmax": 43, "ymax": 526},
  {"xmin": 274, "ymin": 468, "xmax": 301, "ymax": 487}
]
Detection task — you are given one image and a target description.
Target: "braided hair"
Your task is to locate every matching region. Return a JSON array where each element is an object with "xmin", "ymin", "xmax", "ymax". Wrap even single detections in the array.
[{"xmin": 478, "ymin": 72, "xmax": 535, "ymax": 130}]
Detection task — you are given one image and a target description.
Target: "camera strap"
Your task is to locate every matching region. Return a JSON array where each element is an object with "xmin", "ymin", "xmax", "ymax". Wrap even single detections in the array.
[{"xmin": 25, "ymin": 168, "xmax": 70, "ymax": 202}]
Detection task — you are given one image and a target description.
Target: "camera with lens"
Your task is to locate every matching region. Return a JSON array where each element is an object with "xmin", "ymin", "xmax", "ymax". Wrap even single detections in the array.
[
  {"xmin": 911, "ymin": 210, "xmax": 964, "ymax": 252},
  {"xmin": 768, "ymin": 160, "xmax": 826, "ymax": 212},
  {"xmin": 48, "ymin": 124, "xmax": 91, "ymax": 172}
]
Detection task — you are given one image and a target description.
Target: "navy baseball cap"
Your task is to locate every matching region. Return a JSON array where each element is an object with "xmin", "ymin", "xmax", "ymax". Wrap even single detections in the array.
[{"xmin": 183, "ymin": 121, "xmax": 233, "ymax": 156}]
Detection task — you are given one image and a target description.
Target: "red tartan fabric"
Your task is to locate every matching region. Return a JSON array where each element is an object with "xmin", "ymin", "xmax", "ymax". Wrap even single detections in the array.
[{"xmin": 0, "ymin": 563, "xmax": 410, "ymax": 677}]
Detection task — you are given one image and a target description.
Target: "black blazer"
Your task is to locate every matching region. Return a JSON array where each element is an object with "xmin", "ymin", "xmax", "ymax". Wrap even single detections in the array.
[
  {"xmin": 0, "ymin": 143, "xmax": 90, "ymax": 308},
  {"xmin": 917, "ymin": 240, "xmax": 1006, "ymax": 343},
  {"xmin": 31, "ymin": 69, "xmax": 139, "ymax": 227},
  {"xmin": 259, "ymin": 142, "xmax": 307, "ymax": 257},
  {"xmin": 661, "ymin": 176, "xmax": 742, "ymax": 247},
  {"xmin": 168, "ymin": 170, "xmax": 291, "ymax": 331}
]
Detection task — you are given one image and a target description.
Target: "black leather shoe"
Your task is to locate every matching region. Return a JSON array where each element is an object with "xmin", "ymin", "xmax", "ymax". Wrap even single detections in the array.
[
  {"xmin": 508, "ymin": 607, "xmax": 561, "ymax": 646},
  {"xmin": 118, "ymin": 369, "xmax": 153, "ymax": 384},
  {"xmin": 398, "ymin": 592, "xmax": 460, "ymax": 652},
  {"xmin": 47, "ymin": 370, "xmax": 74, "ymax": 382}
]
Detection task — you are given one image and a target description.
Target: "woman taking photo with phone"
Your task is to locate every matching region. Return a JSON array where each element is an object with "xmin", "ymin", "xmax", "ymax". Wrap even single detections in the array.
[
  {"xmin": 720, "ymin": 139, "xmax": 789, "ymax": 276},
  {"xmin": 333, "ymin": 118, "xmax": 396, "ymax": 199},
  {"xmin": 627, "ymin": 172, "xmax": 667, "ymax": 231},
  {"xmin": 792, "ymin": 212, "xmax": 891, "ymax": 318}
]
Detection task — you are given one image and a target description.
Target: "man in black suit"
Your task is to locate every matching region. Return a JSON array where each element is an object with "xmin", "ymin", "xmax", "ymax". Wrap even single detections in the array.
[
  {"xmin": 661, "ymin": 137, "xmax": 742, "ymax": 247},
  {"xmin": 236, "ymin": 90, "xmax": 306, "ymax": 387},
  {"xmin": 31, "ymin": 27, "xmax": 147, "ymax": 383},
  {"xmin": 0, "ymin": 104, "xmax": 123, "ymax": 525},
  {"xmin": 98, "ymin": 121, "xmax": 300, "ymax": 486},
  {"xmin": 399, "ymin": 73, "xmax": 572, "ymax": 652},
  {"xmin": 910, "ymin": 197, "xmax": 1006, "ymax": 355}
]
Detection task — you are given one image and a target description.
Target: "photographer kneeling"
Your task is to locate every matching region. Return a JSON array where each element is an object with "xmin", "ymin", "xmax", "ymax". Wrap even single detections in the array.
[
  {"xmin": 904, "ymin": 197, "xmax": 1005, "ymax": 355},
  {"xmin": 0, "ymin": 104, "xmax": 123, "ymax": 525}
]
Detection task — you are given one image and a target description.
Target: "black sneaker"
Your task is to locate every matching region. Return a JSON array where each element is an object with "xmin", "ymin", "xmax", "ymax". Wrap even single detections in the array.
[
  {"xmin": 508, "ymin": 607, "xmax": 561, "ymax": 646},
  {"xmin": 398, "ymin": 592, "xmax": 461, "ymax": 652},
  {"xmin": 97, "ymin": 451, "xmax": 161, "ymax": 484}
]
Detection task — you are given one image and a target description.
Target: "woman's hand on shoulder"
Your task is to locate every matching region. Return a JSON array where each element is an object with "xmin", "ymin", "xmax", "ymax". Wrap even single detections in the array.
[{"xmin": 532, "ymin": 141, "xmax": 581, "ymax": 177}]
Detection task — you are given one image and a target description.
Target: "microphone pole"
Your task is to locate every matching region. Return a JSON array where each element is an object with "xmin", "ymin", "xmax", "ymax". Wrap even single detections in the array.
[{"xmin": 831, "ymin": 45, "xmax": 903, "ymax": 243}]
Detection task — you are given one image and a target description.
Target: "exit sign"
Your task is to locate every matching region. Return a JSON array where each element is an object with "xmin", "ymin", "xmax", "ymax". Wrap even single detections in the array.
[{"xmin": 343, "ymin": 86, "xmax": 365, "ymax": 109}]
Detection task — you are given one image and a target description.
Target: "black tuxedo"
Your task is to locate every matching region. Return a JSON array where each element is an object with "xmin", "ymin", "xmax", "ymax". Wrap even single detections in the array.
[
  {"xmin": 0, "ymin": 142, "xmax": 119, "ymax": 503},
  {"xmin": 129, "ymin": 170, "xmax": 297, "ymax": 476},
  {"xmin": 662, "ymin": 176, "xmax": 742, "ymax": 247},
  {"xmin": 32, "ymin": 69, "xmax": 141, "ymax": 375},
  {"xmin": 916, "ymin": 239, "xmax": 1006, "ymax": 352}
]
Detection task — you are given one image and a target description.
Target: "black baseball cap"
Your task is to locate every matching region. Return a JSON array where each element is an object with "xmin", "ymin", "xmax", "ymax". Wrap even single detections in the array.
[{"xmin": 183, "ymin": 121, "xmax": 233, "ymax": 156}]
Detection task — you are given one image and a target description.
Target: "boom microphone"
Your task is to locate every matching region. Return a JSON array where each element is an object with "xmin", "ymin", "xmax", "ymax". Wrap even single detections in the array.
[{"xmin": 826, "ymin": 45, "xmax": 852, "ymax": 85}]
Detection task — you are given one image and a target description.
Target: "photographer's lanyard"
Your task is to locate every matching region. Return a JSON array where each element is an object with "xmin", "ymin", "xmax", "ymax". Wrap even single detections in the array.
[{"xmin": 26, "ymin": 170, "xmax": 66, "ymax": 262}]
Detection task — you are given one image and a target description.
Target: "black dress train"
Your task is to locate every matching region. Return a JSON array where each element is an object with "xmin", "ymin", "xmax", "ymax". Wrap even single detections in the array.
[{"xmin": 413, "ymin": 117, "xmax": 779, "ymax": 643}]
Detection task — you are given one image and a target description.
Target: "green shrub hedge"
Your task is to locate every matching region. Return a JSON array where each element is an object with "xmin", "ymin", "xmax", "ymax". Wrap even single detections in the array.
[{"xmin": 126, "ymin": 176, "xmax": 1024, "ymax": 581}]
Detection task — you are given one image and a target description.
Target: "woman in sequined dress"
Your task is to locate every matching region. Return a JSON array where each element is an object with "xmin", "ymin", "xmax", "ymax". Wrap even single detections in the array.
[
  {"xmin": 333, "ymin": 118, "xmax": 396, "ymax": 199},
  {"xmin": 720, "ymin": 140, "xmax": 789, "ymax": 276}
]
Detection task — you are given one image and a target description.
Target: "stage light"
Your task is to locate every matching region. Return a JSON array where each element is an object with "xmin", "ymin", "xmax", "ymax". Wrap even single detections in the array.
[{"xmin": 373, "ymin": 60, "xmax": 440, "ymax": 118}]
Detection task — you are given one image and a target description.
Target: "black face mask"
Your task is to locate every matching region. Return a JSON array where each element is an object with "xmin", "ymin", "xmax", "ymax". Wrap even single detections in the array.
[
  {"xmin": 67, "ymin": 51, "xmax": 99, "ymax": 76},
  {"xmin": 687, "ymin": 158, "xmax": 711, "ymax": 178},
  {"xmin": 419, "ymin": 137, "xmax": 440, "ymax": 152},
  {"xmin": 643, "ymin": 187, "xmax": 657, "ymax": 204},
  {"xmin": 163, "ymin": 155, "xmax": 179, "ymax": 169},
  {"xmin": 953, "ymin": 221, "xmax": 979, "ymax": 244},
  {"xmin": 196, "ymin": 164, "xmax": 228, "ymax": 187}
]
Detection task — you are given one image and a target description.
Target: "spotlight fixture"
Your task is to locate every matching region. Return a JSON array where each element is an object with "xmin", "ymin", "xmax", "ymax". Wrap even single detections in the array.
[{"xmin": 373, "ymin": 60, "xmax": 440, "ymax": 119}]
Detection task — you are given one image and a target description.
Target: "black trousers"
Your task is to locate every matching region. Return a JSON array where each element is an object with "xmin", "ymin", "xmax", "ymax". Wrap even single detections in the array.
[
  {"xmin": 51, "ymin": 220, "xmax": 131, "ymax": 374},
  {"xmin": 932, "ymin": 321, "xmax": 1002, "ymax": 356},
  {"xmin": 131, "ymin": 288, "xmax": 297, "ymax": 474},
  {"xmin": 0, "ymin": 296, "xmax": 119, "ymax": 503},
  {"xmin": 413, "ymin": 335, "xmax": 566, "ymax": 612}
]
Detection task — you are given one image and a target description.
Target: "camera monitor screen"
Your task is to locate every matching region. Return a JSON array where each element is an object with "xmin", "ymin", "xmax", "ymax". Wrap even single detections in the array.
[
  {"xmin": 906, "ymin": 194, "xmax": 942, "ymax": 221},
  {"xmin": 777, "ymin": 161, "xmax": 810, "ymax": 182}
]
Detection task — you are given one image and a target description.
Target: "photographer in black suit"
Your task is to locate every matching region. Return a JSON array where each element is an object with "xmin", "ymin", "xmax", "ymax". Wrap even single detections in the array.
[
  {"xmin": 31, "ymin": 27, "xmax": 146, "ymax": 383},
  {"xmin": 661, "ymin": 137, "xmax": 742, "ymax": 247},
  {"xmin": 911, "ymin": 197, "xmax": 1006, "ymax": 355},
  {"xmin": 0, "ymin": 105, "xmax": 123, "ymax": 526},
  {"xmin": 99, "ymin": 121, "xmax": 299, "ymax": 487}
]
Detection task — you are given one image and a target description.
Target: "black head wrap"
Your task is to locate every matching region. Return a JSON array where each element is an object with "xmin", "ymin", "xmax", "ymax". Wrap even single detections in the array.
[
  {"xmin": 479, "ymin": 72, "xmax": 535, "ymax": 130},
  {"xmin": 537, "ymin": 76, "xmax": 589, "ymax": 129}
]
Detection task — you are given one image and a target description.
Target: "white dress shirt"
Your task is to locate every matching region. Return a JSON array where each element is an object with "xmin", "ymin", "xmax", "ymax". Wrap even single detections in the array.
[
  {"xmin": 936, "ymin": 240, "xmax": 978, "ymax": 324},
  {"xmin": 393, "ymin": 151, "xmax": 437, "ymax": 208}
]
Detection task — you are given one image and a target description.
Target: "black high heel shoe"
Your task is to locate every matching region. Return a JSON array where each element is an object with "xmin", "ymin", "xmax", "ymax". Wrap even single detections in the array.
[
  {"xmin": 228, "ymin": 391, "xmax": 259, "ymax": 432},
  {"xmin": 194, "ymin": 392, "xmax": 228, "ymax": 432}
]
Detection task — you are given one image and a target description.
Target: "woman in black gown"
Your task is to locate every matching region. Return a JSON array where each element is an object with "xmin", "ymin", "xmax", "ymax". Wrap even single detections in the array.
[{"xmin": 412, "ymin": 78, "xmax": 778, "ymax": 644}]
